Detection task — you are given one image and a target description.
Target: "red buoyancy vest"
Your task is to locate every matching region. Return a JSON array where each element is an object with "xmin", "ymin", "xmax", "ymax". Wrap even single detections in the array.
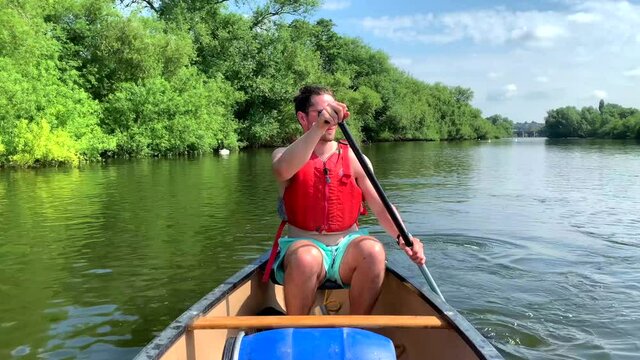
[{"xmin": 283, "ymin": 142, "xmax": 363, "ymax": 233}]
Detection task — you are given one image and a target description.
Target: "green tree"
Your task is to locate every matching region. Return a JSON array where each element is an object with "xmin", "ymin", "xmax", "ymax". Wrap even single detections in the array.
[
  {"xmin": 580, "ymin": 106, "xmax": 601, "ymax": 137},
  {"xmin": 486, "ymin": 114, "xmax": 514, "ymax": 137},
  {"xmin": 544, "ymin": 106, "xmax": 588, "ymax": 138},
  {"xmin": 0, "ymin": 0, "xmax": 114, "ymax": 166},
  {"xmin": 51, "ymin": 2, "xmax": 194, "ymax": 100},
  {"xmin": 544, "ymin": 101, "xmax": 639, "ymax": 139},
  {"xmin": 101, "ymin": 69, "xmax": 241, "ymax": 156}
]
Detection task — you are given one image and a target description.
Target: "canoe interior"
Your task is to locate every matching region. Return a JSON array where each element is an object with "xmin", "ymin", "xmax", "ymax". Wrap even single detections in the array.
[{"xmin": 156, "ymin": 270, "xmax": 482, "ymax": 360}]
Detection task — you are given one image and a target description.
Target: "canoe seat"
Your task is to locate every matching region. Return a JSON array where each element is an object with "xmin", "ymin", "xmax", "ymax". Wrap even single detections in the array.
[
  {"xmin": 230, "ymin": 327, "xmax": 395, "ymax": 360},
  {"xmin": 318, "ymin": 279, "xmax": 344, "ymax": 290}
]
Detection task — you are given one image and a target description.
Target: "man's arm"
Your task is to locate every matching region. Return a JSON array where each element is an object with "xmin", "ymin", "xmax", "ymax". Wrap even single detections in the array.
[
  {"xmin": 272, "ymin": 103, "xmax": 346, "ymax": 182},
  {"xmin": 272, "ymin": 125, "xmax": 325, "ymax": 182},
  {"xmin": 353, "ymin": 153, "xmax": 426, "ymax": 265}
]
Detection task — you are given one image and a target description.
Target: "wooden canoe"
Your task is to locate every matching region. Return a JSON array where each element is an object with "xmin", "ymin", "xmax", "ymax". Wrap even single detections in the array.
[{"xmin": 133, "ymin": 252, "xmax": 504, "ymax": 360}]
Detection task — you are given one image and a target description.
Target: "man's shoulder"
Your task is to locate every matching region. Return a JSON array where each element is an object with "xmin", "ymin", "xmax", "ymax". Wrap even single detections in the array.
[{"xmin": 348, "ymin": 149, "xmax": 372, "ymax": 173}]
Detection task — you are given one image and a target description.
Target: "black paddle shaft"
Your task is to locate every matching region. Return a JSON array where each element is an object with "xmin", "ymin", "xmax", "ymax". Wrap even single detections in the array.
[
  {"xmin": 337, "ymin": 121, "xmax": 445, "ymax": 301},
  {"xmin": 337, "ymin": 122, "xmax": 414, "ymax": 248}
]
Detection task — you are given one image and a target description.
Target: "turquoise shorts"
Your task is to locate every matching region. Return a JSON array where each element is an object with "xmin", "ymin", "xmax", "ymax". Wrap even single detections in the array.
[{"xmin": 273, "ymin": 228, "xmax": 369, "ymax": 287}]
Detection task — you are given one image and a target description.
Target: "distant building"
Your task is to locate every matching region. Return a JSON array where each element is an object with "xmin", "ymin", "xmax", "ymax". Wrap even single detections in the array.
[{"xmin": 513, "ymin": 122, "xmax": 545, "ymax": 137}]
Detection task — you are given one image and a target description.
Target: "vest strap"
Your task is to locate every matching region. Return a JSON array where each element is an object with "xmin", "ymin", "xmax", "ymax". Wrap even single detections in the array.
[
  {"xmin": 339, "ymin": 142, "xmax": 351, "ymax": 176},
  {"xmin": 262, "ymin": 220, "xmax": 287, "ymax": 283}
]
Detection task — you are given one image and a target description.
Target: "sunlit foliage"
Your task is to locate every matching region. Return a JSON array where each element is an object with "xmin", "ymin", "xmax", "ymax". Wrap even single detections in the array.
[{"xmin": 0, "ymin": 0, "xmax": 513, "ymax": 167}]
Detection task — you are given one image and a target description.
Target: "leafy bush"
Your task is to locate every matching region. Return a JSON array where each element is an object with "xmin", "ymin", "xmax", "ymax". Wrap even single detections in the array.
[
  {"xmin": 0, "ymin": 1, "xmax": 113, "ymax": 167},
  {"xmin": 102, "ymin": 69, "xmax": 241, "ymax": 156}
]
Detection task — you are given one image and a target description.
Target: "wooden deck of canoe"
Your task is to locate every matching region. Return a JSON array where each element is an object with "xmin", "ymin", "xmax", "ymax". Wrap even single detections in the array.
[{"xmin": 133, "ymin": 252, "xmax": 503, "ymax": 360}]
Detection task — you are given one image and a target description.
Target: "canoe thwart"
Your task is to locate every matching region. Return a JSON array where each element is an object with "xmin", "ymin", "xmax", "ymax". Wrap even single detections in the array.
[{"xmin": 189, "ymin": 315, "xmax": 450, "ymax": 330}]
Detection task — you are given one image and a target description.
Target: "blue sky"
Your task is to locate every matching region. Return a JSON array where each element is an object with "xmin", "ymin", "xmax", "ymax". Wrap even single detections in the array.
[{"xmin": 311, "ymin": 0, "xmax": 640, "ymax": 123}]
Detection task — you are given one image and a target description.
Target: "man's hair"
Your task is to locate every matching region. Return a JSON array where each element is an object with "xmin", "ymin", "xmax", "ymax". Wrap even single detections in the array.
[{"xmin": 293, "ymin": 85, "xmax": 334, "ymax": 114}]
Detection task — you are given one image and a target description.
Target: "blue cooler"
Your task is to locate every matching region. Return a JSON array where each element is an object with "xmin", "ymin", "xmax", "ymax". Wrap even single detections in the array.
[{"xmin": 233, "ymin": 327, "xmax": 396, "ymax": 360}]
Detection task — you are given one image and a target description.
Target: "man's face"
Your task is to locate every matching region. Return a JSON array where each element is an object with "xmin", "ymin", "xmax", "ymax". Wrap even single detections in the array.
[{"xmin": 301, "ymin": 93, "xmax": 337, "ymax": 142}]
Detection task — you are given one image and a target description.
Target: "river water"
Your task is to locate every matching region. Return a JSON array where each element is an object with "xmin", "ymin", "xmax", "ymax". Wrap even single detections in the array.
[{"xmin": 1, "ymin": 138, "xmax": 638, "ymax": 359}]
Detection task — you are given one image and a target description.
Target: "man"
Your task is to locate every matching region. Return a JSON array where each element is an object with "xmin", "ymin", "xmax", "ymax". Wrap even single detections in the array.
[{"xmin": 271, "ymin": 85, "xmax": 426, "ymax": 315}]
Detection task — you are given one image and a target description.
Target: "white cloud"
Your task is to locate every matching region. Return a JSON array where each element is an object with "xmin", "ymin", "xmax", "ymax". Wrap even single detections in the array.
[
  {"xmin": 357, "ymin": 1, "xmax": 640, "ymax": 121},
  {"xmin": 487, "ymin": 83, "xmax": 518, "ymax": 101},
  {"xmin": 359, "ymin": 9, "xmax": 569, "ymax": 47},
  {"xmin": 623, "ymin": 67, "xmax": 640, "ymax": 77},
  {"xmin": 358, "ymin": 1, "xmax": 640, "ymax": 50},
  {"xmin": 567, "ymin": 12, "xmax": 600, "ymax": 23},
  {"xmin": 321, "ymin": 0, "xmax": 351, "ymax": 11},
  {"xmin": 533, "ymin": 25, "xmax": 566, "ymax": 40},
  {"xmin": 593, "ymin": 90, "xmax": 608, "ymax": 99}
]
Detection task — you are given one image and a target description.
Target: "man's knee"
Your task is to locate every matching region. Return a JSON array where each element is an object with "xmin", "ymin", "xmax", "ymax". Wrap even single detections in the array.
[
  {"xmin": 338, "ymin": 237, "xmax": 386, "ymax": 286},
  {"xmin": 285, "ymin": 245, "xmax": 325, "ymax": 278},
  {"xmin": 358, "ymin": 238, "xmax": 386, "ymax": 267}
]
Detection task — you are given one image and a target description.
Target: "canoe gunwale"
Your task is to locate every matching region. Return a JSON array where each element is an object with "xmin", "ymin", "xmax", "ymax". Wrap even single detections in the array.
[
  {"xmin": 134, "ymin": 252, "xmax": 504, "ymax": 360},
  {"xmin": 132, "ymin": 252, "xmax": 267, "ymax": 360},
  {"xmin": 384, "ymin": 258, "xmax": 504, "ymax": 359}
]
